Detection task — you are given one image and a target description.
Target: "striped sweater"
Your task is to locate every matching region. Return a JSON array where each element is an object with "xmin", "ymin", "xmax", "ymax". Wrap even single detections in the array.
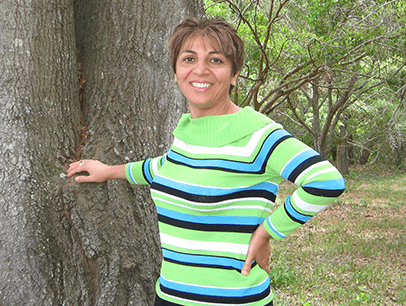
[{"xmin": 125, "ymin": 107, "xmax": 345, "ymax": 305}]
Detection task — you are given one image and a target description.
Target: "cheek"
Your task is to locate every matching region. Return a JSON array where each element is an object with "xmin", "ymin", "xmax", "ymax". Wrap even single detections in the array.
[{"xmin": 175, "ymin": 67, "xmax": 190, "ymax": 80}]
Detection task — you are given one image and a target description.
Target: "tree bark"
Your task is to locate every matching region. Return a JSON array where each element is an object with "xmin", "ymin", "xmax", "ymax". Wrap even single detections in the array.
[
  {"xmin": 0, "ymin": 0, "xmax": 81, "ymax": 304},
  {"xmin": 311, "ymin": 82, "xmax": 322, "ymax": 153},
  {"xmin": 337, "ymin": 125, "xmax": 349, "ymax": 175},
  {"xmin": 0, "ymin": 0, "xmax": 203, "ymax": 305}
]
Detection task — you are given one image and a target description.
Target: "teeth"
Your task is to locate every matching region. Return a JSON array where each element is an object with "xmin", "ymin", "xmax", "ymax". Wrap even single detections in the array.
[{"xmin": 191, "ymin": 82, "xmax": 212, "ymax": 88}]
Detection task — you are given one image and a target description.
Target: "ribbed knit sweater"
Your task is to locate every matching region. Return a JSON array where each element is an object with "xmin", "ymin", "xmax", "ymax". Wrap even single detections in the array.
[{"xmin": 125, "ymin": 107, "xmax": 345, "ymax": 305}]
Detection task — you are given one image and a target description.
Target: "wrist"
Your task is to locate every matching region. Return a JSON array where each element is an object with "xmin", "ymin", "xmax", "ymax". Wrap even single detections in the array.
[
  {"xmin": 106, "ymin": 164, "xmax": 126, "ymax": 180},
  {"xmin": 254, "ymin": 224, "xmax": 271, "ymax": 241}
]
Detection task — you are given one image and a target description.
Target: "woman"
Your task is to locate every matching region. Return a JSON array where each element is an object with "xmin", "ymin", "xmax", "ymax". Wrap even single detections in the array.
[{"xmin": 67, "ymin": 17, "xmax": 345, "ymax": 306}]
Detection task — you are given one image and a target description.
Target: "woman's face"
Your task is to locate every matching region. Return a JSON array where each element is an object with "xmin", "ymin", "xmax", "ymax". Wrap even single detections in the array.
[{"xmin": 174, "ymin": 36, "xmax": 239, "ymax": 117}]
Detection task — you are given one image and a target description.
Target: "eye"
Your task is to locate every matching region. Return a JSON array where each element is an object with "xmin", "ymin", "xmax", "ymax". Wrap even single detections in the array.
[
  {"xmin": 210, "ymin": 58, "xmax": 223, "ymax": 64},
  {"xmin": 183, "ymin": 57, "xmax": 195, "ymax": 63}
]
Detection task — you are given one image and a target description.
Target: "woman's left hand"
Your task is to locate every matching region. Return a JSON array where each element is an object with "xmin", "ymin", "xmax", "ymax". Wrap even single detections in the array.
[{"xmin": 241, "ymin": 224, "xmax": 271, "ymax": 276}]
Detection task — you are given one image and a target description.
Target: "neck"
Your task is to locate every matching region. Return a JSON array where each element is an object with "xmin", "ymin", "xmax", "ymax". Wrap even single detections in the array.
[{"xmin": 189, "ymin": 100, "xmax": 241, "ymax": 118}]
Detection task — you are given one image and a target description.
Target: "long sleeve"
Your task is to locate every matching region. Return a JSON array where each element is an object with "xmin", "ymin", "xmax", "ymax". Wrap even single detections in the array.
[
  {"xmin": 262, "ymin": 132, "xmax": 345, "ymax": 240},
  {"xmin": 125, "ymin": 154, "xmax": 166, "ymax": 185}
]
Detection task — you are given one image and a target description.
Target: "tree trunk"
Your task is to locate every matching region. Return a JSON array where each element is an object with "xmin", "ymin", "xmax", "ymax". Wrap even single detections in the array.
[
  {"xmin": 310, "ymin": 82, "xmax": 322, "ymax": 154},
  {"xmin": 0, "ymin": 1, "xmax": 81, "ymax": 305},
  {"xmin": 0, "ymin": 0, "xmax": 203, "ymax": 305},
  {"xmin": 337, "ymin": 125, "xmax": 349, "ymax": 175},
  {"xmin": 359, "ymin": 148, "xmax": 371, "ymax": 165}
]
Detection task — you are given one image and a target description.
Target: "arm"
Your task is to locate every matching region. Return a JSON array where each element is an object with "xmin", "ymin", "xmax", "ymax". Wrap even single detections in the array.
[
  {"xmin": 67, "ymin": 160, "xmax": 126, "ymax": 183},
  {"xmin": 241, "ymin": 130, "xmax": 345, "ymax": 275},
  {"xmin": 262, "ymin": 135, "xmax": 345, "ymax": 241},
  {"xmin": 67, "ymin": 154, "xmax": 167, "ymax": 185}
]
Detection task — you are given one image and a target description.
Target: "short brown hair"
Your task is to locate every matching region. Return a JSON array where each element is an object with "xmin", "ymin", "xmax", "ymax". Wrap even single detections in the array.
[{"xmin": 169, "ymin": 17, "xmax": 244, "ymax": 77}]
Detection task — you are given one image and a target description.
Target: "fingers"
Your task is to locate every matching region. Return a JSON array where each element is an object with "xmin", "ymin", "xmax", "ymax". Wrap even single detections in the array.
[
  {"xmin": 66, "ymin": 159, "xmax": 111, "ymax": 183},
  {"xmin": 258, "ymin": 259, "xmax": 270, "ymax": 274},
  {"xmin": 241, "ymin": 224, "xmax": 272, "ymax": 276},
  {"xmin": 74, "ymin": 174, "xmax": 93, "ymax": 183},
  {"xmin": 241, "ymin": 247, "xmax": 270, "ymax": 276},
  {"xmin": 66, "ymin": 160, "xmax": 88, "ymax": 178},
  {"xmin": 241, "ymin": 254, "xmax": 253, "ymax": 276}
]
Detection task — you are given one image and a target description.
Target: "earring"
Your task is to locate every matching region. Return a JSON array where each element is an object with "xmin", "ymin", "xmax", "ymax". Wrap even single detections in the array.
[{"xmin": 174, "ymin": 76, "xmax": 177, "ymax": 83}]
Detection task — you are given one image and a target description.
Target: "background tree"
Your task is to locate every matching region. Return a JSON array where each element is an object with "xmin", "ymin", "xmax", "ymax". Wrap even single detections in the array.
[
  {"xmin": 0, "ymin": 0, "xmax": 203, "ymax": 305},
  {"xmin": 206, "ymin": 0, "xmax": 406, "ymax": 173}
]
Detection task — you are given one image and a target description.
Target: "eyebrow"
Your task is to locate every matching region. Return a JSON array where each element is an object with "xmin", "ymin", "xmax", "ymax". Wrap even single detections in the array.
[{"xmin": 181, "ymin": 50, "xmax": 223, "ymax": 55}]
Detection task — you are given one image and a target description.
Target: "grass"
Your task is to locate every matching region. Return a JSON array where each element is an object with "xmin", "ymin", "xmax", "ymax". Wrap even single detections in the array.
[{"xmin": 270, "ymin": 164, "xmax": 406, "ymax": 305}]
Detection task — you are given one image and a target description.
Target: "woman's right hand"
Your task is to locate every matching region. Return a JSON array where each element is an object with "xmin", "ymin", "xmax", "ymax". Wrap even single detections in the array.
[
  {"xmin": 67, "ymin": 160, "xmax": 126, "ymax": 183},
  {"xmin": 67, "ymin": 160, "xmax": 110, "ymax": 183}
]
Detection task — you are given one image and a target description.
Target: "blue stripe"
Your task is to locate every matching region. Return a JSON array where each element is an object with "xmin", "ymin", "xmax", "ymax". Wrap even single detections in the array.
[
  {"xmin": 168, "ymin": 129, "xmax": 291, "ymax": 173},
  {"xmin": 153, "ymin": 176, "xmax": 278, "ymax": 197},
  {"xmin": 156, "ymin": 207, "xmax": 264, "ymax": 226},
  {"xmin": 163, "ymin": 249, "xmax": 245, "ymax": 271},
  {"xmin": 266, "ymin": 218, "xmax": 285, "ymax": 238},
  {"xmin": 281, "ymin": 149, "xmax": 320, "ymax": 179},
  {"xmin": 284, "ymin": 196, "xmax": 312, "ymax": 223},
  {"xmin": 303, "ymin": 177, "xmax": 345, "ymax": 190},
  {"xmin": 127, "ymin": 163, "xmax": 137, "ymax": 184},
  {"xmin": 159, "ymin": 275, "xmax": 270, "ymax": 297},
  {"xmin": 143, "ymin": 159, "xmax": 153, "ymax": 184}
]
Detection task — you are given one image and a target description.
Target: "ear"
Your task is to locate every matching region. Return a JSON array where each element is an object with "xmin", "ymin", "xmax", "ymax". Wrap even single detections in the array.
[{"xmin": 231, "ymin": 71, "xmax": 240, "ymax": 86}]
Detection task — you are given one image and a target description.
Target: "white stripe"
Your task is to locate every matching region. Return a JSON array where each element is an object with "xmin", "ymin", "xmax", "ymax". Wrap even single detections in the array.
[
  {"xmin": 295, "ymin": 160, "xmax": 331, "ymax": 184},
  {"xmin": 128, "ymin": 163, "xmax": 137, "ymax": 184},
  {"xmin": 303, "ymin": 166, "xmax": 337, "ymax": 184},
  {"xmin": 172, "ymin": 123, "xmax": 281, "ymax": 157},
  {"xmin": 152, "ymin": 195, "xmax": 273, "ymax": 214},
  {"xmin": 156, "ymin": 174, "xmax": 279, "ymax": 193},
  {"xmin": 292, "ymin": 191, "xmax": 329, "ymax": 213},
  {"xmin": 151, "ymin": 156, "xmax": 160, "ymax": 176},
  {"xmin": 157, "ymin": 174, "xmax": 239, "ymax": 190},
  {"xmin": 267, "ymin": 218, "xmax": 285, "ymax": 238},
  {"xmin": 160, "ymin": 233, "xmax": 249, "ymax": 255},
  {"xmin": 279, "ymin": 148, "xmax": 313, "ymax": 180}
]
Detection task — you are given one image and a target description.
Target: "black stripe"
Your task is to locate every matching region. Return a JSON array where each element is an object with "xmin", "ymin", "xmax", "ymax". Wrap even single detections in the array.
[
  {"xmin": 163, "ymin": 257, "xmax": 257, "ymax": 272},
  {"xmin": 158, "ymin": 214, "xmax": 259, "ymax": 233},
  {"xmin": 283, "ymin": 199, "xmax": 307, "ymax": 225},
  {"xmin": 160, "ymin": 284, "xmax": 270, "ymax": 304},
  {"xmin": 155, "ymin": 291, "xmax": 273, "ymax": 306},
  {"xmin": 154, "ymin": 295, "xmax": 181, "ymax": 306},
  {"xmin": 303, "ymin": 186, "xmax": 345, "ymax": 197},
  {"xmin": 162, "ymin": 248, "xmax": 257, "ymax": 272},
  {"xmin": 141, "ymin": 159, "xmax": 152, "ymax": 184},
  {"xmin": 288, "ymin": 155, "xmax": 326, "ymax": 182},
  {"xmin": 167, "ymin": 155, "xmax": 245, "ymax": 174},
  {"xmin": 164, "ymin": 256, "xmax": 236, "ymax": 270},
  {"xmin": 167, "ymin": 131, "xmax": 292, "ymax": 174},
  {"xmin": 256, "ymin": 134, "xmax": 292, "ymax": 174},
  {"xmin": 151, "ymin": 183, "xmax": 276, "ymax": 204}
]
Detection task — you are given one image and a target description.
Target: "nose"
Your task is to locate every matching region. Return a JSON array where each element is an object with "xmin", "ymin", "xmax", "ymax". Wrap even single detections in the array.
[{"xmin": 193, "ymin": 60, "xmax": 209, "ymax": 75}]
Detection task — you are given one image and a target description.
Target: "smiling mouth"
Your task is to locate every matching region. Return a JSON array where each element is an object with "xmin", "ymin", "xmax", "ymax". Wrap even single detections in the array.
[{"xmin": 191, "ymin": 82, "xmax": 213, "ymax": 88}]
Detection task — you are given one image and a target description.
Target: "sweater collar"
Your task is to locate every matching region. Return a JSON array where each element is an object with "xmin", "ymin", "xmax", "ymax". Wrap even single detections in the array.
[{"xmin": 172, "ymin": 107, "xmax": 271, "ymax": 147}]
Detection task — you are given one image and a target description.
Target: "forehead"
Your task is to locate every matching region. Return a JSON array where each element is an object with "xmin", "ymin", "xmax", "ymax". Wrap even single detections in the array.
[{"xmin": 180, "ymin": 34, "xmax": 222, "ymax": 54}]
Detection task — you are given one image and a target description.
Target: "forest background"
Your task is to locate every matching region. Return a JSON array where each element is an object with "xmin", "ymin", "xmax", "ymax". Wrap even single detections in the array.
[
  {"xmin": 0, "ymin": 0, "xmax": 404, "ymax": 305},
  {"xmin": 205, "ymin": 0, "xmax": 406, "ymax": 174},
  {"xmin": 203, "ymin": 1, "xmax": 405, "ymax": 305}
]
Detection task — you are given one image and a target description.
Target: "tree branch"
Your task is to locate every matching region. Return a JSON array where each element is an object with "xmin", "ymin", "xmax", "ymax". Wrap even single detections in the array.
[{"xmin": 287, "ymin": 96, "xmax": 315, "ymax": 136}]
